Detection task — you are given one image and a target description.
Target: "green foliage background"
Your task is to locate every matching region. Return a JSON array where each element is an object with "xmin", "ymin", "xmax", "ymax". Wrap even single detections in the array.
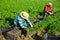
[{"xmin": 0, "ymin": 0, "xmax": 60, "ymax": 35}]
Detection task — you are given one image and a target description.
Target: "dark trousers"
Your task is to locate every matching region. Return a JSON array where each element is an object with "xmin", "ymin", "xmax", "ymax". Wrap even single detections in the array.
[
  {"xmin": 44, "ymin": 12, "xmax": 50, "ymax": 16},
  {"xmin": 16, "ymin": 23, "xmax": 28, "ymax": 37}
]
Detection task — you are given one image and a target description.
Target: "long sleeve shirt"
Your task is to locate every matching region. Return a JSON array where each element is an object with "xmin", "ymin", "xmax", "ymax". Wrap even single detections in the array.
[{"xmin": 14, "ymin": 14, "xmax": 33, "ymax": 28}]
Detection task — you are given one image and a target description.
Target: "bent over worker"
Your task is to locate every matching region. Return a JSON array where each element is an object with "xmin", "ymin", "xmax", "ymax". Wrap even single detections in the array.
[
  {"xmin": 14, "ymin": 11, "xmax": 33, "ymax": 37},
  {"xmin": 43, "ymin": 2, "xmax": 53, "ymax": 17}
]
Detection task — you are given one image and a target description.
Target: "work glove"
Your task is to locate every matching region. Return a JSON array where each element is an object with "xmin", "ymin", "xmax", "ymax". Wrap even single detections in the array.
[
  {"xmin": 31, "ymin": 25, "xmax": 33, "ymax": 27},
  {"xmin": 49, "ymin": 12, "xmax": 53, "ymax": 14}
]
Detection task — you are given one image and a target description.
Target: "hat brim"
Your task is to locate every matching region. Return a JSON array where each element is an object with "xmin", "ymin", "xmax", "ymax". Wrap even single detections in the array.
[{"xmin": 20, "ymin": 12, "xmax": 29, "ymax": 19}]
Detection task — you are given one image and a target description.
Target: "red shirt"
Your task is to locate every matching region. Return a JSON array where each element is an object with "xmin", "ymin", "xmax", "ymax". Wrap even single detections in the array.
[{"xmin": 44, "ymin": 5, "xmax": 52, "ymax": 12}]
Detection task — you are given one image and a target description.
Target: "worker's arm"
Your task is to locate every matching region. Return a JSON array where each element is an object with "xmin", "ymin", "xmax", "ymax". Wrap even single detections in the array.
[{"xmin": 26, "ymin": 19, "xmax": 33, "ymax": 27}]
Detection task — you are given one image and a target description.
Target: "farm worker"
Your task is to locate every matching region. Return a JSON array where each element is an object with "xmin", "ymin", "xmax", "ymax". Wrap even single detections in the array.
[
  {"xmin": 14, "ymin": 11, "xmax": 33, "ymax": 36},
  {"xmin": 43, "ymin": 2, "xmax": 53, "ymax": 17}
]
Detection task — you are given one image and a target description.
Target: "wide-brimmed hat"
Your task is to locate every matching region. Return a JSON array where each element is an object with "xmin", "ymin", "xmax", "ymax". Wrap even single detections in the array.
[
  {"xmin": 20, "ymin": 11, "xmax": 29, "ymax": 19},
  {"xmin": 48, "ymin": 2, "xmax": 52, "ymax": 6}
]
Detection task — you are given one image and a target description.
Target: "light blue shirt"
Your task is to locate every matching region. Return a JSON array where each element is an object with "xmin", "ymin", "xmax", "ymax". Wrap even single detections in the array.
[{"xmin": 14, "ymin": 14, "xmax": 33, "ymax": 28}]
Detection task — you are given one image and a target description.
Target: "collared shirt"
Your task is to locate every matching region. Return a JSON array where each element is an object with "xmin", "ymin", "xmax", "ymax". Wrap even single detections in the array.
[{"xmin": 14, "ymin": 14, "xmax": 33, "ymax": 28}]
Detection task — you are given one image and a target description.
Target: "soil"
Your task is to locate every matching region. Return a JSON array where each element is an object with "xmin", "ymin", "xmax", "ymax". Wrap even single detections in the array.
[
  {"xmin": 1, "ymin": 23, "xmax": 60, "ymax": 40},
  {"xmin": 1, "ymin": 28, "xmax": 60, "ymax": 40},
  {"xmin": 0, "ymin": 35, "xmax": 6, "ymax": 40}
]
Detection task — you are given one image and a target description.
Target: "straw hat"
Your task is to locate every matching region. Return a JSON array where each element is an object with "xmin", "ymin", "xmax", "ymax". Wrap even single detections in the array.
[
  {"xmin": 48, "ymin": 2, "xmax": 52, "ymax": 6},
  {"xmin": 20, "ymin": 11, "xmax": 29, "ymax": 19}
]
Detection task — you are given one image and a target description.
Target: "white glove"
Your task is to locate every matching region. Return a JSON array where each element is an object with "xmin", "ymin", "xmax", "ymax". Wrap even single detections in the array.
[
  {"xmin": 31, "ymin": 25, "xmax": 33, "ymax": 27},
  {"xmin": 49, "ymin": 12, "xmax": 53, "ymax": 14}
]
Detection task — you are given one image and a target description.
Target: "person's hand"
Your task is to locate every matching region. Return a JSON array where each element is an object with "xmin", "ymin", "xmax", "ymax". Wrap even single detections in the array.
[
  {"xmin": 49, "ymin": 12, "xmax": 53, "ymax": 14},
  {"xmin": 31, "ymin": 25, "xmax": 33, "ymax": 27}
]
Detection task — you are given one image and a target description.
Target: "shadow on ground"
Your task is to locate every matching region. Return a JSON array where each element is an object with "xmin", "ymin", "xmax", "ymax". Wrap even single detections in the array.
[
  {"xmin": 5, "ymin": 17, "xmax": 14, "ymax": 26},
  {"xmin": 32, "ymin": 33, "xmax": 42, "ymax": 40},
  {"xmin": 0, "ymin": 18, "xmax": 2, "ymax": 20}
]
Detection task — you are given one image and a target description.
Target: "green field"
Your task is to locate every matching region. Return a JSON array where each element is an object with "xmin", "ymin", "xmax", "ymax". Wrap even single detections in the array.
[{"xmin": 0, "ymin": 0, "xmax": 60, "ymax": 35}]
